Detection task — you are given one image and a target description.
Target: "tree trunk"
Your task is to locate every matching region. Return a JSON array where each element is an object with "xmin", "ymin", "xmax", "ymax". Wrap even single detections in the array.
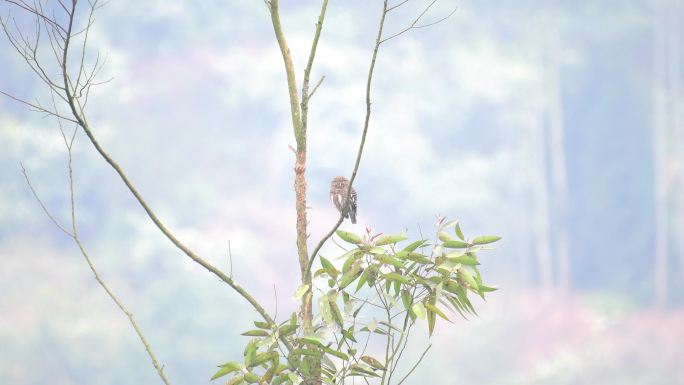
[
  {"xmin": 532, "ymin": 116, "xmax": 554, "ymax": 290},
  {"xmin": 668, "ymin": 0, "xmax": 684, "ymax": 304},
  {"xmin": 545, "ymin": 5, "xmax": 571, "ymax": 292},
  {"xmin": 653, "ymin": 0, "xmax": 669, "ymax": 308}
]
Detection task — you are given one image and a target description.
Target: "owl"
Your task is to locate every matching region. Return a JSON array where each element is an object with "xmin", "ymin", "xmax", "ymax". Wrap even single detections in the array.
[{"xmin": 330, "ymin": 176, "xmax": 357, "ymax": 224}]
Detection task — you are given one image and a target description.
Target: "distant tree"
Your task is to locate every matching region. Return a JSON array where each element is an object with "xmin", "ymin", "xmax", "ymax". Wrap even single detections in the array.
[
  {"xmin": 544, "ymin": 2, "xmax": 571, "ymax": 293},
  {"xmin": 0, "ymin": 1, "xmax": 500, "ymax": 384}
]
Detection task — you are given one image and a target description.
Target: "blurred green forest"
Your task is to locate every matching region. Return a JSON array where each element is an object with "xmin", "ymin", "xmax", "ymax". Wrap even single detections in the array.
[{"xmin": 0, "ymin": 0, "xmax": 683, "ymax": 384}]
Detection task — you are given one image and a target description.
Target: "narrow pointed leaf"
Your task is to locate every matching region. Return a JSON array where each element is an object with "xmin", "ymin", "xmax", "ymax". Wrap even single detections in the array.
[
  {"xmin": 210, "ymin": 362, "xmax": 242, "ymax": 380},
  {"xmin": 438, "ymin": 231, "xmax": 453, "ymax": 242},
  {"xmin": 339, "ymin": 265, "xmax": 363, "ymax": 289},
  {"xmin": 323, "ymin": 346, "xmax": 349, "ymax": 360},
  {"xmin": 253, "ymin": 321, "xmax": 271, "ymax": 329},
  {"xmin": 375, "ymin": 233, "xmax": 408, "ymax": 246},
  {"xmin": 402, "ymin": 239, "xmax": 427, "ymax": 252},
  {"xmin": 471, "ymin": 235, "xmax": 501, "ymax": 245},
  {"xmin": 329, "ymin": 298, "xmax": 344, "ymax": 328},
  {"xmin": 355, "ymin": 269, "xmax": 370, "ymax": 292},
  {"xmin": 425, "ymin": 302, "xmax": 450, "ymax": 321},
  {"xmin": 241, "ymin": 329, "xmax": 270, "ymax": 337},
  {"xmin": 442, "ymin": 240, "xmax": 470, "ymax": 248},
  {"xmin": 412, "ymin": 302, "xmax": 426, "ymax": 319},
  {"xmin": 336, "ymin": 230, "xmax": 362, "ymax": 244},
  {"xmin": 447, "ymin": 255, "xmax": 479, "ymax": 265},
  {"xmin": 320, "ymin": 256, "xmax": 334, "ymax": 270},
  {"xmin": 384, "ymin": 272, "xmax": 411, "ymax": 285},
  {"xmin": 361, "ymin": 355, "xmax": 386, "ymax": 370},
  {"xmin": 455, "ymin": 222, "xmax": 465, "ymax": 240},
  {"xmin": 293, "ymin": 284, "xmax": 310, "ymax": 300}
]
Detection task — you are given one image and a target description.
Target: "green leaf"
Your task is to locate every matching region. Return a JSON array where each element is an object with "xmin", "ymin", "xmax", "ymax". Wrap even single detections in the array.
[
  {"xmin": 243, "ymin": 371, "xmax": 261, "ymax": 384},
  {"xmin": 412, "ymin": 302, "xmax": 427, "ymax": 319},
  {"xmin": 226, "ymin": 374, "xmax": 245, "ymax": 385},
  {"xmin": 442, "ymin": 240, "xmax": 470, "ymax": 248},
  {"xmin": 384, "ymin": 272, "xmax": 411, "ymax": 285},
  {"xmin": 406, "ymin": 253, "xmax": 433, "ymax": 264},
  {"xmin": 272, "ymin": 374, "xmax": 287, "ymax": 385},
  {"xmin": 361, "ymin": 355, "xmax": 386, "ymax": 370},
  {"xmin": 339, "ymin": 264, "xmax": 363, "ymax": 289},
  {"xmin": 455, "ymin": 222, "xmax": 465, "ymax": 240},
  {"xmin": 479, "ymin": 284, "xmax": 499, "ymax": 293},
  {"xmin": 293, "ymin": 284, "xmax": 310, "ymax": 300},
  {"xmin": 288, "ymin": 372, "xmax": 300, "ymax": 384},
  {"xmin": 342, "ymin": 251, "xmax": 362, "ymax": 273},
  {"xmin": 253, "ymin": 321, "xmax": 271, "ymax": 329},
  {"xmin": 350, "ymin": 364, "xmax": 381, "ymax": 377},
  {"xmin": 471, "ymin": 235, "xmax": 501, "ymax": 245},
  {"xmin": 447, "ymin": 254, "xmax": 479, "ymax": 265},
  {"xmin": 375, "ymin": 233, "xmax": 408, "ymax": 246},
  {"xmin": 379, "ymin": 320, "xmax": 403, "ymax": 333},
  {"xmin": 252, "ymin": 351, "xmax": 276, "ymax": 367},
  {"xmin": 323, "ymin": 346, "xmax": 349, "ymax": 360},
  {"xmin": 355, "ymin": 269, "xmax": 370, "ymax": 292},
  {"xmin": 366, "ymin": 246, "xmax": 386, "ymax": 255},
  {"xmin": 458, "ymin": 268, "xmax": 478, "ymax": 290},
  {"xmin": 353, "ymin": 302, "xmax": 365, "ymax": 318},
  {"xmin": 402, "ymin": 239, "xmax": 427, "ymax": 252},
  {"xmin": 376, "ymin": 255, "xmax": 405, "ymax": 269},
  {"xmin": 329, "ymin": 298, "xmax": 344, "ymax": 328},
  {"xmin": 299, "ymin": 335, "xmax": 325, "ymax": 348},
  {"xmin": 425, "ymin": 302, "xmax": 450, "ymax": 321},
  {"xmin": 455, "ymin": 286, "xmax": 477, "ymax": 315},
  {"xmin": 320, "ymin": 256, "xmax": 334, "ymax": 270},
  {"xmin": 314, "ymin": 267, "xmax": 339, "ymax": 279},
  {"xmin": 401, "ymin": 289, "xmax": 412, "ymax": 311},
  {"xmin": 336, "ymin": 230, "xmax": 362, "ymax": 244},
  {"xmin": 341, "ymin": 328, "xmax": 357, "ymax": 343},
  {"xmin": 438, "ymin": 231, "xmax": 453, "ymax": 242},
  {"xmin": 278, "ymin": 323, "xmax": 297, "ymax": 337},
  {"xmin": 210, "ymin": 362, "xmax": 243, "ymax": 380},
  {"xmin": 244, "ymin": 341, "xmax": 257, "ymax": 367},
  {"xmin": 241, "ymin": 329, "xmax": 270, "ymax": 337},
  {"xmin": 290, "ymin": 348, "xmax": 322, "ymax": 357},
  {"xmin": 427, "ymin": 294, "xmax": 437, "ymax": 336}
]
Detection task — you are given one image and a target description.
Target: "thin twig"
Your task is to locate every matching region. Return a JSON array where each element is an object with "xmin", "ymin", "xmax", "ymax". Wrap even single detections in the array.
[
  {"xmin": 387, "ymin": 0, "xmax": 411, "ymax": 12},
  {"xmin": 66, "ymin": 137, "xmax": 172, "ymax": 385},
  {"xmin": 306, "ymin": 0, "xmax": 391, "ymax": 277},
  {"xmin": 307, "ymin": 75, "xmax": 326, "ymax": 99},
  {"xmin": 396, "ymin": 344, "xmax": 432, "ymax": 385},
  {"xmin": 19, "ymin": 163, "xmax": 72, "ymax": 236},
  {"xmin": 0, "ymin": 90, "xmax": 78, "ymax": 123},
  {"xmin": 3, "ymin": 0, "xmax": 291, "ymax": 352},
  {"xmin": 52, "ymin": 2, "xmax": 288, "ymax": 349},
  {"xmin": 273, "ymin": 284, "xmax": 279, "ymax": 320},
  {"xmin": 380, "ymin": 1, "xmax": 457, "ymax": 44},
  {"xmin": 228, "ymin": 240, "xmax": 233, "ymax": 279}
]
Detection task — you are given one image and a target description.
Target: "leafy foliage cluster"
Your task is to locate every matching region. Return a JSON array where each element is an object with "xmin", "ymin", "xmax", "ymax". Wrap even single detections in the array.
[{"xmin": 212, "ymin": 217, "xmax": 500, "ymax": 384}]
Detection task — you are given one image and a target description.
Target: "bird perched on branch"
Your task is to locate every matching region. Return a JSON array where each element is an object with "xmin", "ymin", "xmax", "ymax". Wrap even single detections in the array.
[{"xmin": 330, "ymin": 176, "xmax": 357, "ymax": 224}]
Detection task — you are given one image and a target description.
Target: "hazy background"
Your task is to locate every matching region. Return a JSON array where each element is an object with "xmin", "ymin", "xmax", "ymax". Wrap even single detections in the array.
[{"xmin": 1, "ymin": 0, "xmax": 683, "ymax": 384}]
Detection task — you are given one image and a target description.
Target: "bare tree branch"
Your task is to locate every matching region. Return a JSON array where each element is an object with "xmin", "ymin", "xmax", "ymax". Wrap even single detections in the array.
[
  {"xmin": 387, "ymin": 0, "xmax": 411, "ymax": 12},
  {"xmin": 20, "ymin": 163, "xmax": 73, "ymax": 236},
  {"xmin": 396, "ymin": 344, "xmax": 432, "ymax": 385},
  {"xmin": 307, "ymin": 0, "xmax": 391, "ymax": 277},
  {"xmin": 307, "ymin": 75, "xmax": 325, "ymax": 100},
  {"xmin": 2, "ymin": 0, "xmax": 292, "ymax": 353},
  {"xmin": 380, "ymin": 1, "xmax": 457, "ymax": 44}
]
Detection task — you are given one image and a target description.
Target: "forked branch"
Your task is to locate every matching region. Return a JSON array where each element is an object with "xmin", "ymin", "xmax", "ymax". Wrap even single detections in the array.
[
  {"xmin": 307, "ymin": 0, "xmax": 391, "ymax": 277},
  {"xmin": 2, "ymin": 0, "xmax": 287, "ymax": 350},
  {"xmin": 381, "ymin": 0, "xmax": 457, "ymax": 44},
  {"xmin": 20, "ymin": 119, "xmax": 171, "ymax": 384}
]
